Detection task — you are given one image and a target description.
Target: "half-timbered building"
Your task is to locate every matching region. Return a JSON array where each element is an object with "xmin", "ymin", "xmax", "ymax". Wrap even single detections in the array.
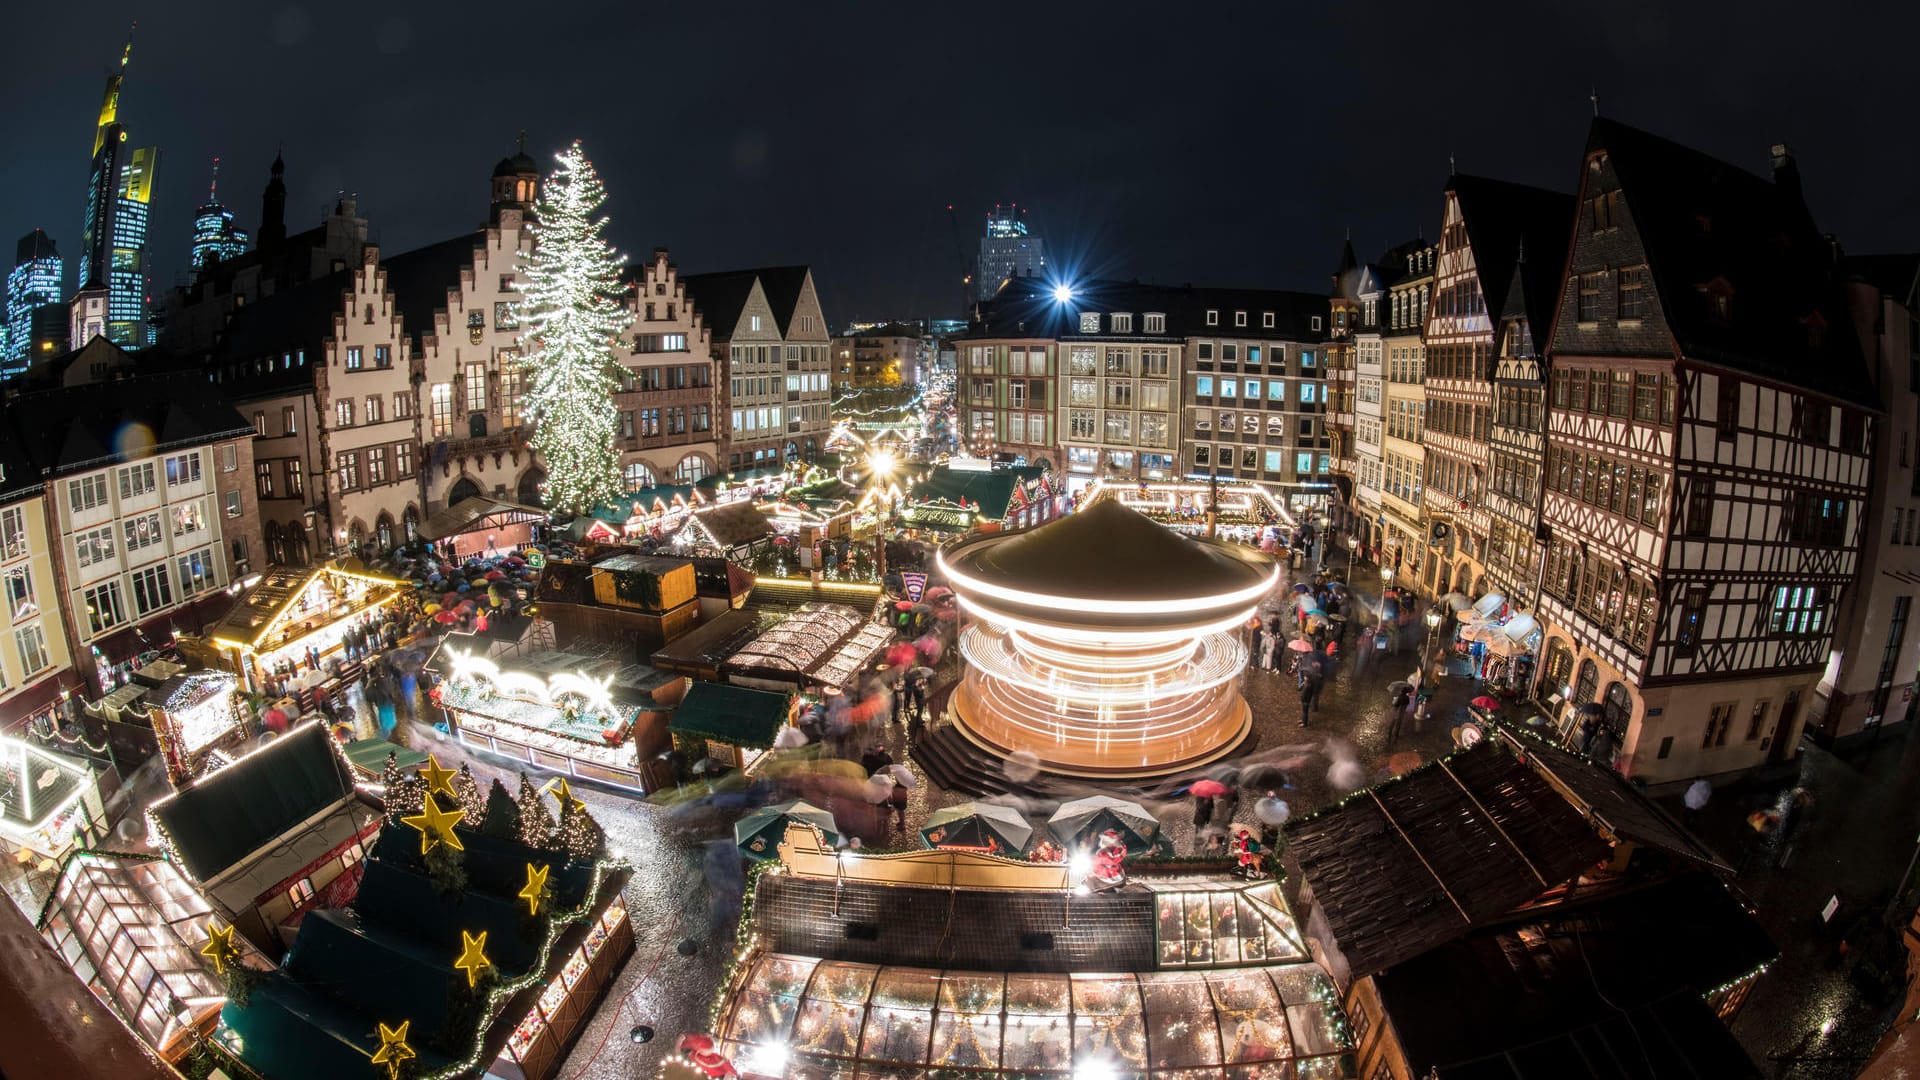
[
  {"xmin": 1379, "ymin": 244, "xmax": 1434, "ymax": 591},
  {"xmin": 1539, "ymin": 119, "xmax": 1877, "ymax": 784},
  {"xmin": 1422, "ymin": 176, "xmax": 1571, "ymax": 600}
]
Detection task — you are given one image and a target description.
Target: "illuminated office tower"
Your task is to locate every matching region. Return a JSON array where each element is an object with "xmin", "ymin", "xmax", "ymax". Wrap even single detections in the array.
[
  {"xmin": 5, "ymin": 230, "xmax": 66, "ymax": 377},
  {"xmin": 189, "ymin": 159, "xmax": 249, "ymax": 278},
  {"xmin": 78, "ymin": 31, "xmax": 160, "ymax": 349},
  {"xmin": 973, "ymin": 203, "xmax": 1045, "ymax": 303}
]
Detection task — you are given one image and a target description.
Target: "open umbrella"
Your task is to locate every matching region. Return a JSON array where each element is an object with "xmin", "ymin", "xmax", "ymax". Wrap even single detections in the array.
[
  {"xmin": 1292, "ymin": 583, "xmax": 1310, "ymax": 594},
  {"xmin": 863, "ymin": 773, "xmax": 898, "ymax": 804},
  {"xmin": 434, "ymin": 610, "xmax": 459, "ymax": 624},
  {"xmin": 1189, "ymin": 778, "xmax": 1231, "ymax": 798},
  {"xmin": 1322, "ymin": 580, "xmax": 1345, "ymax": 589},
  {"xmin": 1470, "ymin": 696, "xmax": 1501, "ymax": 711},
  {"xmin": 920, "ymin": 802, "xmax": 1032, "ymax": 853},
  {"xmin": 1385, "ymin": 751, "xmax": 1425, "ymax": 776},
  {"xmin": 1253, "ymin": 796, "xmax": 1291, "ymax": 826},
  {"xmin": 1047, "ymin": 795, "xmax": 1158, "ymax": 853},
  {"xmin": 1438, "ymin": 592, "xmax": 1473, "ymax": 611},
  {"xmin": 735, "ymin": 799, "xmax": 839, "ymax": 859},
  {"xmin": 885, "ymin": 643, "xmax": 919, "ymax": 669},
  {"xmin": 882, "ymin": 763, "xmax": 919, "ymax": 789},
  {"xmin": 1287, "ymin": 639, "xmax": 1315, "ymax": 653}
]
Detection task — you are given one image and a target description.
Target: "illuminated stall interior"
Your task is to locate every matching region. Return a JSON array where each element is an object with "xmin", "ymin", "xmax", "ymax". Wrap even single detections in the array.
[
  {"xmin": 940, "ymin": 499, "xmax": 1278, "ymax": 777},
  {"xmin": 86, "ymin": 671, "xmax": 242, "ymax": 786},
  {"xmin": 37, "ymin": 852, "xmax": 236, "ymax": 1061},
  {"xmin": 0, "ymin": 734, "xmax": 103, "ymax": 859},
  {"xmin": 208, "ymin": 559, "xmax": 407, "ymax": 694},
  {"xmin": 710, "ymin": 829, "xmax": 1355, "ymax": 1078},
  {"xmin": 435, "ymin": 647, "xmax": 672, "ymax": 793}
]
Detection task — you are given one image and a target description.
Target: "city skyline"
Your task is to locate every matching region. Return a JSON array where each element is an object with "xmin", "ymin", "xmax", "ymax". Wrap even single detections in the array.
[{"xmin": 3, "ymin": 2, "xmax": 1917, "ymax": 326}]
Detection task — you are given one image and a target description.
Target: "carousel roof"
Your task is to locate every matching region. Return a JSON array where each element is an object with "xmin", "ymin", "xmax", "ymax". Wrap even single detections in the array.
[{"xmin": 944, "ymin": 498, "xmax": 1271, "ymax": 603}]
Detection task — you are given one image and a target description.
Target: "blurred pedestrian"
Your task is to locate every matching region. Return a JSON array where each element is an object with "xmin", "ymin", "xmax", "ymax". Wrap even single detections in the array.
[
  {"xmin": 1299, "ymin": 667, "xmax": 1324, "ymax": 726},
  {"xmin": 1193, "ymin": 792, "xmax": 1215, "ymax": 829}
]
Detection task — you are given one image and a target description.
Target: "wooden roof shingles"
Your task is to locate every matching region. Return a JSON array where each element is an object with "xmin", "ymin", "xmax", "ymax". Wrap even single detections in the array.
[{"xmin": 1286, "ymin": 741, "xmax": 1608, "ymax": 976}]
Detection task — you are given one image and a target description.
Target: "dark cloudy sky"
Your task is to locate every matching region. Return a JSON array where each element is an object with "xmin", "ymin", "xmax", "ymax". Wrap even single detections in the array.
[{"xmin": 5, "ymin": 1, "xmax": 1916, "ymax": 327}]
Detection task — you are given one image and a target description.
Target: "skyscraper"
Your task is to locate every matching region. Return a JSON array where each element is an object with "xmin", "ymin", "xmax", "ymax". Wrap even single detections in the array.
[
  {"xmin": 974, "ymin": 203, "xmax": 1045, "ymax": 303},
  {"xmin": 189, "ymin": 159, "xmax": 249, "ymax": 278},
  {"xmin": 4, "ymin": 230, "xmax": 66, "ymax": 378},
  {"xmin": 78, "ymin": 31, "xmax": 159, "ymax": 349}
]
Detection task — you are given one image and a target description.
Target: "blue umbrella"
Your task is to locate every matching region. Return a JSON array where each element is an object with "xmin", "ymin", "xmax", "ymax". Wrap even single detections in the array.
[{"xmin": 1292, "ymin": 584, "xmax": 1310, "ymax": 594}]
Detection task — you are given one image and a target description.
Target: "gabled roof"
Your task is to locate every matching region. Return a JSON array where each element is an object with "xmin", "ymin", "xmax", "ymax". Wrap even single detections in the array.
[
  {"xmin": 913, "ymin": 465, "xmax": 1043, "ymax": 520},
  {"xmin": 753, "ymin": 266, "xmax": 814, "ymax": 335},
  {"xmin": 419, "ymin": 495, "xmax": 543, "ymax": 542},
  {"xmin": 669, "ymin": 681, "xmax": 791, "ymax": 748},
  {"xmin": 969, "ymin": 276, "xmax": 1328, "ymax": 342},
  {"xmin": 1450, "ymin": 173, "xmax": 1574, "ymax": 342},
  {"xmin": 380, "ymin": 232, "xmax": 487, "ymax": 348},
  {"xmin": 1284, "ymin": 739, "xmax": 1611, "ymax": 976},
  {"xmin": 689, "ymin": 501, "xmax": 774, "ymax": 547},
  {"xmin": 1592, "ymin": 117, "xmax": 1876, "ymax": 408},
  {"xmin": 4, "ymin": 371, "xmax": 252, "ymax": 477},
  {"xmin": 149, "ymin": 722, "xmax": 354, "ymax": 883},
  {"xmin": 679, "ymin": 269, "xmax": 763, "ymax": 339}
]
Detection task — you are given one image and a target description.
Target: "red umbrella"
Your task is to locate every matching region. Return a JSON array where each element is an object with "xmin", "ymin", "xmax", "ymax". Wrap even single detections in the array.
[
  {"xmin": 886, "ymin": 643, "xmax": 919, "ymax": 669},
  {"xmin": 1470, "ymin": 696, "xmax": 1501, "ymax": 711},
  {"xmin": 485, "ymin": 570, "xmax": 506, "ymax": 581},
  {"xmin": 1189, "ymin": 778, "xmax": 1231, "ymax": 798},
  {"xmin": 262, "ymin": 708, "xmax": 289, "ymax": 733},
  {"xmin": 1385, "ymin": 751, "xmax": 1424, "ymax": 776},
  {"xmin": 1286, "ymin": 639, "xmax": 1314, "ymax": 653},
  {"xmin": 434, "ymin": 610, "xmax": 459, "ymax": 624},
  {"xmin": 441, "ymin": 592, "xmax": 461, "ymax": 607}
]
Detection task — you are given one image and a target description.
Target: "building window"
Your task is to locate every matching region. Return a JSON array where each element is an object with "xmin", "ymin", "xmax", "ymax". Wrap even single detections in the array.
[
  {"xmin": 1110, "ymin": 314, "xmax": 1132, "ymax": 333},
  {"xmin": 1590, "ymin": 190, "xmax": 1622, "ymax": 232},
  {"xmin": 1310, "ymin": 316, "xmax": 1322, "ymax": 332},
  {"xmin": 500, "ymin": 367, "xmax": 525, "ymax": 427},
  {"xmin": 255, "ymin": 461, "xmax": 275, "ymax": 498},
  {"xmin": 624, "ymin": 462, "xmax": 656, "ymax": 490},
  {"xmin": 1069, "ymin": 410, "xmax": 1096, "ymax": 439},
  {"xmin": 366, "ymin": 446, "xmax": 389, "ymax": 485},
  {"xmin": 335, "ymin": 399, "xmax": 355, "ymax": 427},
  {"xmin": 1233, "ymin": 311, "xmax": 1247, "ymax": 327},
  {"xmin": 1703, "ymin": 701, "xmax": 1736, "ymax": 749},
  {"xmin": 494, "ymin": 301, "xmax": 519, "ymax": 330},
  {"xmin": 69, "ymin": 475, "xmax": 110, "ymax": 512},
  {"xmin": 394, "ymin": 391, "xmax": 414, "ymax": 419},
  {"xmin": 364, "ymin": 395, "xmax": 383, "ymax": 423},
  {"xmin": 1686, "ymin": 480, "xmax": 1713, "ymax": 537},
  {"xmin": 177, "ymin": 549, "xmax": 216, "ymax": 596},
  {"xmin": 286, "ymin": 461, "xmax": 305, "ymax": 497},
  {"xmin": 282, "ymin": 405, "xmax": 298, "ymax": 435},
  {"xmin": 1676, "ymin": 586, "xmax": 1708, "ymax": 656},
  {"xmin": 74, "ymin": 524, "xmax": 116, "ymax": 568},
  {"xmin": 1617, "ymin": 266, "xmax": 1649, "ymax": 320},
  {"xmin": 0, "ymin": 507, "xmax": 23, "ymax": 561},
  {"xmin": 1262, "ymin": 312, "xmax": 1275, "ymax": 328},
  {"xmin": 15, "ymin": 624, "xmax": 49, "ymax": 675},
  {"xmin": 337, "ymin": 452, "xmax": 360, "ymax": 491},
  {"xmin": 1206, "ymin": 310, "xmax": 1219, "ymax": 326},
  {"xmin": 1078, "ymin": 313, "xmax": 1100, "ymax": 333},
  {"xmin": 5, "ymin": 566, "xmax": 35, "ymax": 621},
  {"xmin": 1144, "ymin": 313, "xmax": 1164, "ymax": 334},
  {"xmin": 1788, "ymin": 493, "xmax": 1849, "ymax": 547},
  {"xmin": 130, "ymin": 564, "xmax": 172, "ymax": 616},
  {"xmin": 1767, "ymin": 585, "xmax": 1826, "ymax": 636},
  {"xmin": 117, "ymin": 463, "xmax": 156, "ymax": 501},
  {"xmin": 1747, "ymin": 700, "xmax": 1770, "ymax": 741},
  {"xmin": 431, "ymin": 383, "xmax": 454, "ymax": 437},
  {"xmin": 252, "ymin": 411, "xmax": 267, "ymax": 436},
  {"xmin": 172, "ymin": 500, "xmax": 207, "ymax": 539},
  {"xmin": 1577, "ymin": 273, "xmax": 1605, "ymax": 322},
  {"xmin": 83, "ymin": 580, "xmax": 125, "ymax": 635},
  {"xmin": 466, "ymin": 363, "xmax": 487, "ymax": 414},
  {"xmin": 1717, "ymin": 378, "xmax": 1739, "ymax": 438}
]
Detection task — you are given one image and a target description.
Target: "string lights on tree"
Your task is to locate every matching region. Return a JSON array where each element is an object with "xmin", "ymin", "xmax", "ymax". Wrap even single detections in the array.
[{"xmin": 514, "ymin": 140, "xmax": 633, "ymax": 517}]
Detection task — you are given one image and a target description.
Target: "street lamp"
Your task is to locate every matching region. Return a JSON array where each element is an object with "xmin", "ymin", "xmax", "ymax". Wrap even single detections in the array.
[
  {"xmin": 1423, "ymin": 608, "xmax": 1443, "ymax": 678},
  {"xmin": 1345, "ymin": 534, "xmax": 1358, "ymax": 575}
]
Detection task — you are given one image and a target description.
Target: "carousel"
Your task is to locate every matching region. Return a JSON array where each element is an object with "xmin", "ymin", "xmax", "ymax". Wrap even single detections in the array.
[{"xmin": 939, "ymin": 499, "xmax": 1278, "ymax": 778}]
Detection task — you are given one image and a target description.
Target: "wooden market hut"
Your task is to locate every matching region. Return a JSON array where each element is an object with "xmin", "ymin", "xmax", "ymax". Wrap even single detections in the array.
[
  {"xmin": 667, "ymin": 681, "xmax": 792, "ymax": 768},
  {"xmin": 419, "ymin": 496, "xmax": 547, "ymax": 561}
]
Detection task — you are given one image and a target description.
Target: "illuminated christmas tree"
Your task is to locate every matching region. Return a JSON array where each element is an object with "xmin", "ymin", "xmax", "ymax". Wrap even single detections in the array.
[
  {"xmin": 514, "ymin": 140, "xmax": 632, "ymax": 516},
  {"xmin": 554, "ymin": 798, "xmax": 607, "ymax": 864},
  {"xmin": 516, "ymin": 772, "xmax": 557, "ymax": 849},
  {"xmin": 452, "ymin": 763, "xmax": 484, "ymax": 816}
]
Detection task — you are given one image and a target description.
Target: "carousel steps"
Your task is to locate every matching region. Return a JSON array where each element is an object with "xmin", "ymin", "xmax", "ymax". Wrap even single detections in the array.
[{"xmin": 909, "ymin": 724, "xmax": 1011, "ymax": 796}]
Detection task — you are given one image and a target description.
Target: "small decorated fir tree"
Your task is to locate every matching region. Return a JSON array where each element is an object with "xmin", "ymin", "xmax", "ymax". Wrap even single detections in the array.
[
  {"xmin": 479, "ymin": 778, "xmax": 522, "ymax": 840},
  {"xmin": 385, "ymin": 773, "xmax": 427, "ymax": 824},
  {"xmin": 452, "ymin": 764, "xmax": 484, "ymax": 817},
  {"xmin": 555, "ymin": 798, "xmax": 607, "ymax": 863},
  {"xmin": 516, "ymin": 772, "xmax": 557, "ymax": 848}
]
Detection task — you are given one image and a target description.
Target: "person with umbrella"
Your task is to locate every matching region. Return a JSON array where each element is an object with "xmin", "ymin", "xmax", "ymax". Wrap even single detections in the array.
[
  {"xmin": 1215, "ymin": 781, "xmax": 1241, "ymax": 829},
  {"xmin": 905, "ymin": 666, "xmax": 932, "ymax": 727},
  {"xmin": 1298, "ymin": 659, "xmax": 1324, "ymax": 727},
  {"xmin": 1385, "ymin": 680, "xmax": 1414, "ymax": 742}
]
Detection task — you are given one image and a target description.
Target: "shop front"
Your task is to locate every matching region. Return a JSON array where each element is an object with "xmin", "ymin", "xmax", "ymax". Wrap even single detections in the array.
[{"xmin": 208, "ymin": 560, "xmax": 408, "ymax": 700}]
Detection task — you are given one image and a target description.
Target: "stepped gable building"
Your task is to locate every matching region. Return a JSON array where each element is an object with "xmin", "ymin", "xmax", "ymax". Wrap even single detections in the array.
[
  {"xmin": 1376, "ymin": 242, "xmax": 1434, "ymax": 589},
  {"xmin": 1535, "ymin": 118, "xmax": 1876, "ymax": 783}
]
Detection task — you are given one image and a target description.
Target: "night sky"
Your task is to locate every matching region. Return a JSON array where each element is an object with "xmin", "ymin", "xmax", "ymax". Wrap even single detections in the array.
[{"xmin": 5, "ymin": 1, "xmax": 1917, "ymax": 327}]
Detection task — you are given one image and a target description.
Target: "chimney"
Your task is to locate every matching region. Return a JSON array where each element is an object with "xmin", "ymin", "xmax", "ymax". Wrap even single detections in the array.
[{"xmin": 1769, "ymin": 144, "xmax": 1802, "ymax": 200}]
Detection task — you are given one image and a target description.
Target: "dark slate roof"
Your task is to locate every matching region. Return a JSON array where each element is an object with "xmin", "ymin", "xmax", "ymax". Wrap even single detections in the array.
[
  {"xmin": 970, "ymin": 275, "xmax": 1328, "ymax": 342},
  {"xmin": 946, "ymin": 498, "xmax": 1272, "ymax": 602},
  {"xmin": 1846, "ymin": 252, "xmax": 1920, "ymax": 310},
  {"xmin": 753, "ymin": 872, "xmax": 1157, "ymax": 973},
  {"xmin": 668, "ymin": 681, "xmax": 790, "ymax": 748},
  {"xmin": 1594, "ymin": 117, "xmax": 1876, "ymax": 408},
  {"xmin": 381, "ymin": 232, "xmax": 485, "ymax": 347},
  {"xmin": 5, "ymin": 371, "xmax": 252, "ymax": 478},
  {"xmin": 492, "ymin": 151, "xmax": 539, "ymax": 178},
  {"xmin": 0, "ymin": 420, "xmax": 39, "ymax": 502},
  {"xmin": 205, "ymin": 270, "xmax": 349, "ymax": 397},
  {"xmin": 754, "ymin": 266, "xmax": 813, "ymax": 335},
  {"xmin": 1451, "ymin": 173, "xmax": 1575, "ymax": 343},
  {"xmin": 679, "ymin": 269, "xmax": 761, "ymax": 339},
  {"xmin": 1375, "ymin": 872, "xmax": 1773, "ymax": 1079},
  {"xmin": 150, "ymin": 722, "xmax": 353, "ymax": 882},
  {"xmin": 1285, "ymin": 739, "xmax": 1610, "ymax": 975}
]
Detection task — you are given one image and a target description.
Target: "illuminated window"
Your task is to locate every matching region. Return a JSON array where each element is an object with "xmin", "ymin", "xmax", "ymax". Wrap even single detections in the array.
[{"xmin": 431, "ymin": 383, "xmax": 454, "ymax": 437}]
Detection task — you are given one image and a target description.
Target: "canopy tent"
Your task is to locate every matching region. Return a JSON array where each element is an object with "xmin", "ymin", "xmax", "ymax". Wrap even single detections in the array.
[
  {"xmin": 920, "ymin": 802, "xmax": 1033, "ymax": 854},
  {"xmin": 736, "ymin": 799, "xmax": 839, "ymax": 860},
  {"xmin": 1046, "ymin": 795, "xmax": 1160, "ymax": 853}
]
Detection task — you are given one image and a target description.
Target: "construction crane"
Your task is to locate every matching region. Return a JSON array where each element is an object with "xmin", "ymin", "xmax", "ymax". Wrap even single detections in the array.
[{"xmin": 946, "ymin": 204, "xmax": 973, "ymax": 318}]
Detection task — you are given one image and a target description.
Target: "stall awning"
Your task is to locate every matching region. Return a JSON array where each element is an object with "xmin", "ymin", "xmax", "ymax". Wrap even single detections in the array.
[
  {"xmin": 1499, "ymin": 614, "xmax": 1540, "ymax": 642},
  {"xmin": 0, "ymin": 672, "xmax": 77, "ymax": 731},
  {"xmin": 419, "ymin": 496, "xmax": 545, "ymax": 542},
  {"xmin": 669, "ymin": 682, "xmax": 791, "ymax": 749},
  {"xmin": 1471, "ymin": 593, "xmax": 1507, "ymax": 620}
]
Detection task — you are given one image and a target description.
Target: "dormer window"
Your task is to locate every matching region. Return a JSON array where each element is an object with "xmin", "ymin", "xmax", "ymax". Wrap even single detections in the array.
[
  {"xmin": 1079, "ymin": 312, "xmax": 1101, "ymax": 333},
  {"xmin": 1311, "ymin": 316, "xmax": 1323, "ymax": 332},
  {"xmin": 1144, "ymin": 312, "xmax": 1165, "ymax": 333},
  {"xmin": 1234, "ymin": 311, "xmax": 1248, "ymax": 327},
  {"xmin": 1110, "ymin": 313, "xmax": 1133, "ymax": 333},
  {"xmin": 1206, "ymin": 310, "xmax": 1219, "ymax": 326},
  {"xmin": 1699, "ymin": 277, "xmax": 1734, "ymax": 323},
  {"xmin": 1262, "ymin": 312, "xmax": 1275, "ymax": 328}
]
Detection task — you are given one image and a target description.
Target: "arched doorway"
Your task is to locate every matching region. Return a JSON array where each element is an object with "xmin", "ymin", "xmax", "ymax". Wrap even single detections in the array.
[
  {"xmin": 1601, "ymin": 682, "xmax": 1633, "ymax": 737},
  {"xmin": 403, "ymin": 505, "xmax": 420, "ymax": 542},
  {"xmin": 674, "ymin": 453, "xmax": 711, "ymax": 484},
  {"xmin": 623, "ymin": 461, "xmax": 656, "ymax": 492},
  {"xmin": 1540, "ymin": 638, "xmax": 1574, "ymax": 701},
  {"xmin": 1574, "ymin": 659, "xmax": 1599, "ymax": 709},
  {"xmin": 516, "ymin": 468, "xmax": 545, "ymax": 506},
  {"xmin": 448, "ymin": 476, "xmax": 483, "ymax": 505},
  {"xmin": 804, "ymin": 437, "xmax": 818, "ymax": 461},
  {"xmin": 1033, "ymin": 457, "xmax": 1054, "ymax": 472},
  {"xmin": 1454, "ymin": 563, "xmax": 1472, "ymax": 594},
  {"xmin": 784, "ymin": 440, "xmax": 799, "ymax": 463}
]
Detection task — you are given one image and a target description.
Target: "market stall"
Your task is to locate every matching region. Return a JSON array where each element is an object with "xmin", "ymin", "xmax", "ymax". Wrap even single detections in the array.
[
  {"xmin": 208, "ymin": 559, "xmax": 408, "ymax": 698},
  {"xmin": 1453, "ymin": 595, "xmax": 1541, "ymax": 696},
  {"xmin": 84, "ymin": 671, "xmax": 244, "ymax": 787},
  {"xmin": 434, "ymin": 648, "xmax": 668, "ymax": 794},
  {"xmin": 722, "ymin": 602, "xmax": 895, "ymax": 691},
  {"xmin": 0, "ymin": 735, "xmax": 104, "ymax": 859},
  {"xmin": 419, "ymin": 496, "xmax": 546, "ymax": 561},
  {"xmin": 667, "ymin": 681, "xmax": 793, "ymax": 770}
]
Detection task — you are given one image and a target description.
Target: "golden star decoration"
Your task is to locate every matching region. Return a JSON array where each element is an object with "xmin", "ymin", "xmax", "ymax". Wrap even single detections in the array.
[
  {"xmin": 418, "ymin": 754, "xmax": 457, "ymax": 799},
  {"xmin": 453, "ymin": 929, "xmax": 492, "ymax": 988},
  {"xmin": 519, "ymin": 862, "xmax": 550, "ymax": 916},
  {"xmin": 401, "ymin": 795, "xmax": 466, "ymax": 854},
  {"xmin": 201, "ymin": 919, "xmax": 237, "ymax": 974},
  {"xmin": 370, "ymin": 1019, "xmax": 415, "ymax": 1079},
  {"xmin": 549, "ymin": 777, "xmax": 586, "ymax": 815}
]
